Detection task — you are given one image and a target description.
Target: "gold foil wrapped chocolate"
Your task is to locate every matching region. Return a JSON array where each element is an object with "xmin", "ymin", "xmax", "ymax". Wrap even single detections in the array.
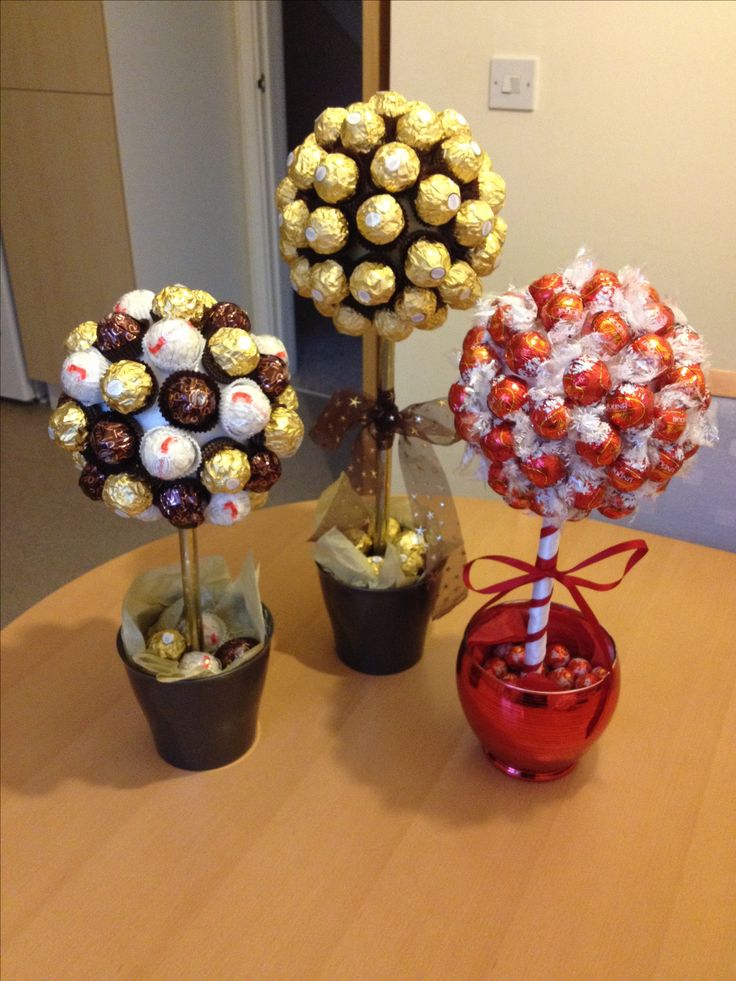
[
  {"xmin": 275, "ymin": 176, "xmax": 298, "ymax": 209},
  {"xmin": 416, "ymin": 304, "xmax": 448, "ymax": 331},
  {"xmin": 287, "ymin": 140, "xmax": 325, "ymax": 189},
  {"xmin": 453, "ymin": 200, "xmax": 495, "ymax": 247},
  {"xmin": 101, "ymin": 360, "xmax": 154, "ymax": 413},
  {"xmin": 277, "ymin": 386, "xmax": 299, "ymax": 411},
  {"xmin": 396, "ymin": 104, "xmax": 443, "ymax": 150},
  {"xmin": 264, "ymin": 407, "xmax": 304, "ymax": 458},
  {"xmin": 147, "ymin": 628, "xmax": 187, "ymax": 660},
  {"xmin": 195, "ymin": 290, "xmax": 217, "ymax": 315},
  {"xmin": 72, "ymin": 450, "xmax": 87, "ymax": 470},
  {"xmin": 396, "ymin": 528, "xmax": 427, "ymax": 577},
  {"xmin": 368, "ymin": 90, "xmax": 409, "ymax": 118},
  {"xmin": 309, "ymin": 260, "xmax": 349, "ymax": 305},
  {"xmin": 340, "ymin": 104, "xmax": 386, "ymax": 153},
  {"xmin": 280, "ymin": 199, "xmax": 310, "ymax": 247},
  {"xmin": 153, "ymin": 284, "xmax": 209, "ymax": 325},
  {"xmin": 202, "ymin": 446, "xmax": 251, "ymax": 493},
  {"xmin": 356, "ymin": 194, "xmax": 405, "ymax": 245},
  {"xmin": 345, "ymin": 526, "xmax": 373, "ymax": 553},
  {"xmin": 493, "ymin": 214, "xmax": 508, "ymax": 244},
  {"xmin": 208, "ymin": 327, "xmax": 260, "ymax": 376},
  {"xmin": 304, "ymin": 207, "xmax": 349, "ymax": 255},
  {"xmin": 64, "ymin": 321, "xmax": 98, "ymax": 353},
  {"xmin": 441, "ymin": 136, "xmax": 484, "ymax": 183},
  {"xmin": 438, "ymin": 108, "xmax": 472, "ymax": 138},
  {"xmin": 313, "ymin": 153, "xmax": 359, "ymax": 204},
  {"xmin": 394, "ymin": 286, "xmax": 437, "ymax": 326},
  {"xmin": 248, "ymin": 490, "xmax": 269, "ymax": 510},
  {"xmin": 314, "ymin": 106, "xmax": 348, "ymax": 148},
  {"xmin": 102, "ymin": 472, "xmax": 153, "ymax": 516},
  {"xmin": 438, "ymin": 261, "xmax": 482, "ymax": 309},
  {"xmin": 405, "ymin": 239, "xmax": 451, "ymax": 288},
  {"xmin": 468, "ymin": 233, "xmax": 502, "ymax": 276},
  {"xmin": 289, "ymin": 257, "xmax": 313, "ymax": 298},
  {"xmin": 48, "ymin": 401, "xmax": 89, "ymax": 452},
  {"xmin": 349, "ymin": 262, "xmax": 396, "ymax": 306},
  {"xmin": 370, "ymin": 142, "xmax": 420, "ymax": 193},
  {"xmin": 314, "ymin": 298, "xmax": 340, "ymax": 318},
  {"xmin": 333, "ymin": 305, "xmax": 372, "ymax": 337},
  {"xmin": 415, "ymin": 174, "xmax": 462, "ymax": 225},
  {"xmin": 279, "ymin": 237, "xmax": 299, "ymax": 266},
  {"xmin": 374, "ymin": 308, "xmax": 413, "ymax": 342},
  {"xmin": 477, "ymin": 169, "xmax": 506, "ymax": 212}
]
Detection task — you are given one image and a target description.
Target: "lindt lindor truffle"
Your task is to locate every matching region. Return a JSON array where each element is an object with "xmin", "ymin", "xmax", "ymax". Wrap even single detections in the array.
[{"xmin": 159, "ymin": 371, "xmax": 219, "ymax": 431}]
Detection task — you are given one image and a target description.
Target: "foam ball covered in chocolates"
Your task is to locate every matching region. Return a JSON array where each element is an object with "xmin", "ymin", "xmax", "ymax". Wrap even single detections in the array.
[
  {"xmin": 143, "ymin": 318, "xmax": 205, "ymax": 372},
  {"xmin": 61, "ymin": 348, "xmax": 110, "ymax": 405},
  {"xmin": 140, "ymin": 426, "xmax": 201, "ymax": 480},
  {"xmin": 101, "ymin": 360, "xmax": 156, "ymax": 414},
  {"xmin": 220, "ymin": 378, "xmax": 272, "ymax": 441},
  {"xmin": 159, "ymin": 371, "xmax": 219, "ymax": 431},
  {"xmin": 264, "ymin": 407, "xmax": 304, "ymax": 458},
  {"xmin": 156, "ymin": 480, "xmax": 209, "ymax": 528},
  {"xmin": 89, "ymin": 416, "xmax": 139, "ymax": 467}
]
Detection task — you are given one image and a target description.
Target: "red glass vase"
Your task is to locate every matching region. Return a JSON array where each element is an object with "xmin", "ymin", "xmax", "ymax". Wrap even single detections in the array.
[{"xmin": 456, "ymin": 601, "xmax": 619, "ymax": 781}]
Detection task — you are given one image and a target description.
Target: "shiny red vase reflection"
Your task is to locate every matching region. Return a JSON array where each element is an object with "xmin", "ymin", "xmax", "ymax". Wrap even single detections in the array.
[{"xmin": 456, "ymin": 601, "xmax": 620, "ymax": 781}]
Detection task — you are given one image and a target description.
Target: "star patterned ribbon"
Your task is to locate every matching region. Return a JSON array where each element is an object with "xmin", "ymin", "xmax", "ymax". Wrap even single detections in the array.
[{"xmin": 310, "ymin": 389, "xmax": 467, "ymax": 618}]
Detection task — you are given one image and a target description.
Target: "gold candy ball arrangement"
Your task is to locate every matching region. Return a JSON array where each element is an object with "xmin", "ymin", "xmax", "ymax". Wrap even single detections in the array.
[
  {"xmin": 49, "ymin": 285, "xmax": 304, "ymax": 529},
  {"xmin": 276, "ymin": 91, "xmax": 507, "ymax": 340}
]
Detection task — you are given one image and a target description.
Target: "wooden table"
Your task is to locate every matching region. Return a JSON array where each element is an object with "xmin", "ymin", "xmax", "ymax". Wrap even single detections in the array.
[{"xmin": 2, "ymin": 499, "xmax": 735, "ymax": 980}]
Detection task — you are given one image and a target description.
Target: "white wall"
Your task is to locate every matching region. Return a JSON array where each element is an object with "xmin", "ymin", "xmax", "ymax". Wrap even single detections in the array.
[{"xmin": 103, "ymin": 0, "xmax": 251, "ymax": 304}]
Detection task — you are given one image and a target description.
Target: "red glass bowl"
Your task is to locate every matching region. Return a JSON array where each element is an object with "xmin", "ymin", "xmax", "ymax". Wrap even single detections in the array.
[{"xmin": 456, "ymin": 601, "xmax": 620, "ymax": 781}]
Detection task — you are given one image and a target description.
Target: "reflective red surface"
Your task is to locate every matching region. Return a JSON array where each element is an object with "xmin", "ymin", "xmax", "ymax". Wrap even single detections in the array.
[{"xmin": 456, "ymin": 601, "xmax": 619, "ymax": 781}]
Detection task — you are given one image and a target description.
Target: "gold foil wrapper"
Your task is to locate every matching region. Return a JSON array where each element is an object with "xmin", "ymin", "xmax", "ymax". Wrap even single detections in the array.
[
  {"xmin": 441, "ymin": 136, "xmax": 484, "ymax": 183},
  {"xmin": 202, "ymin": 447, "xmax": 251, "ymax": 493},
  {"xmin": 477, "ymin": 169, "xmax": 506, "ymax": 212},
  {"xmin": 453, "ymin": 199, "xmax": 495, "ymax": 247},
  {"xmin": 304, "ymin": 207, "xmax": 349, "ymax": 255},
  {"xmin": 287, "ymin": 140, "xmax": 325, "ymax": 189},
  {"xmin": 438, "ymin": 108, "xmax": 472, "ymax": 138},
  {"xmin": 72, "ymin": 450, "xmax": 87, "ymax": 470},
  {"xmin": 340, "ymin": 104, "xmax": 386, "ymax": 153},
  {"xmin": 374, "ymin": 308, "xmax": 413, "ymax": 342},
  {"xmin": 314, "ymin": 298, "xmax": 341, "ymax": 317},
  {"xmin": 493, "ymin": 214, "xmax": 508, "ymax": 244},
  {"xmin": 277, "ymin": 385, "xmax": 299, "ymax": 411},
  {"xmin": 349, "ymin": 262, "xmax": 396, "ymax": 307},
  {"xmin": 147, "ymin": 629, "xmax": 187, "ymax": 660},
  {"xmin": 415, "ymin": 174, "xmax": 462, "ymax": 225},
  {"xmin": 249, "ymin": 490, "xmax": 269, "ymax": 510},
  {"xmin": 370, "ymin": 142, "xmax": 420, "ymax": 193},
  {"xmin": 279, "ymin": 237, "xmax": 299, "ymax": 266},
  {"xmin": 264, "ymin": 407, "xmax": 304, "ymax": 458},
  {"xmin": 208, "ymin": 327, "xmax": 260, "ymax": 376},
  {"xmin": 396, "ymin": 528, "xmax": 427, "ymax": 577},
  {"xmin": 48, "ymin": 401, "xmax": 88, "ymax": 452},
  {"xmin": 396, "ymin": 104, "xmax": 443, "ymax": 151},
  {"xmin": 394, "ymin": 286, "xmax": 437, "ymax": 326},
  {"xmin": 313, "ymin": 153, "xmax": 359, "ymax": 204},
  {"xmin": 404, "ymin": 239, "xmax": 451, "ymax": 288},
  {"xmin": 290, "ymin": 257, "xmax": 313, "ymax": 298},
  {"xmin": 102, "ymin": 472, "xmax": 153, "ymax": 516},
  {"xmin": 415, "ymin": 304, "xmax": 448, "ymax": 332},
  {"xmin": 356, "ymin": 194, "xmax": 405, "ymax": 245},
  {"xmin": 64, "ymin": 321, "xmax": 98, "ymax": 354},
  {"xmin": 280, "ymin": 199, "xmax": 310, "ymax": 247},
  {"xmin": 101, "ymin": 360, "xmax": 154, "ymax": 413},
  {"xmin": 309, "ymin": 259, "xmax": 349, "ymax": 305},
  {"xmin": 195, "ymin": 290, "xmax": 217, "ymax": 315},
  {"xmin": 345, "ymin": 526, "xmax": 373, "ymax": 553},
  {"xmin": 314, "ymin": 106, "xmax": 348, "ymax": 148},
  {"xmin": 438, "ymin": 261, "xmax": 482, "ymax": 309},
  {"xmin": 275, "ymin": 176, "xmax": 299, "ymax": 209},
  {"xmin": 468, "ymin": 233, "xmax": 502, "ymax": 276},
  {"xmin": 333, "ymin": 305, "xmax": 372, "ymax": 337},
  {"xmin": 153, "ymin": 284, "xmax": 208, "ymax": 325},
  {"xmin": 368, "ymin": 90, "xmax": 409, "ymax": 118}
]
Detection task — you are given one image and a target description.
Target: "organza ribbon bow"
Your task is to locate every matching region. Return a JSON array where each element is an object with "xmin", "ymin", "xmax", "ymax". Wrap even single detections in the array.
[{"xmin": 311, "ymin": 389, "xmax": 467, "ymax": 617}]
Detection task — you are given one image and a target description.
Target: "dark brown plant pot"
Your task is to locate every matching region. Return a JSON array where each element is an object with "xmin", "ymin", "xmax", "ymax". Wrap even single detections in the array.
[
  {"xmin": 316, "ymin": 563, "xmax": 439, "ymax": 675},
  {"xmin": 117, "ymin": 606, "xmax": 273, "ymax": 771}
]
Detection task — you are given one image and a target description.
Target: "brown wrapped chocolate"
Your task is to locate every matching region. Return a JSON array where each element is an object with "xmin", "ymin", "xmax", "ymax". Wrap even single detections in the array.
[
  {"xmin": 313, "ymin": 153, "xmax": 359, "ymax": 204},
  {"xmin": 252, "ymin": 355, "xmax": 290, "ymax": 398},
  {"xmin": 79, "ymin": 462, "xmax": 107, "ymax": 500},
  {"xmin": 453, "ymin": 200, "xmax": 495, "ymax": 247},
  {"xmin": 247, "ymin": 448, "xmax": 282, "ymax": 491},
  {"xmin": 156, "ymin": 481, "xmax": 209, "ymax": 528},
  {"xmin": 415, "ymin": 174, "xmax": 462, "ymax": 225},
  {"xmin": 356, "ymin": 194, "xmax": 405, "ymax": 245},
  {"xmin": 404, "ymin": 239, "xmax": 451, "ymax": 288},
  {"xmin": 159, "ymin": 371, "xmax": 219, "ymax": 431},
  {"xmin": 304, "ymin": 207, "xmax": 349, "ymax": 255},
  {"xmin": 349, "ymin": 262, "xmax": 396, "ymax": 307},
  {"xmin": 96, "ymin": 312, "xmax": 144, "ymax": 361},
  {"xmin": 89, "ymin": 416, "xmax": 139, "ymax": 466},
  {"xmin": 101, "ymin": 360, "xmax": 156, "ymax": 414},
  {"xmin": 370, "ymin": 142, "xmax": 420, "ymax": 193},
  {"xmin": 201, "ymin": 301, "xmax": 251, "ymax": 337}
]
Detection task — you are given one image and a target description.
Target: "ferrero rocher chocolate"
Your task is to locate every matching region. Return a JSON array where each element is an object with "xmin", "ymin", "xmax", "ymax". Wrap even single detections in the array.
[
  {"xmin": 275, "ymin": 176, "xmax": 298, "ymax": 209},
  {"xmin": 156, "ymin": 481, "xmax": 209, "ymax": 528},
  {"xmin": 345, "ymin": 526, "xmax": 373, "ymax": 553},
  {"xmin": 417, "ymin": 304, "xmax": 448, "ymax": 331},
  {"xmin": 374, "ymin": 309, "xmax": 413, "ymax": 342},
  {"xmin": 280, "ymin": 199, "xmax": 310, "ymax": 247},
  {"xmin": 368, "ymin": 90, "xmax": 409, "ymax": 118},
  {"xmin": 477, "ymin": 169, "xmax": 506, "ymax": 212},
  {"xmin": 349, "ymin": 262, "xmax": 396, "ymax": 306},
  {"xmin": 264, "ymin": 407, "xmax": 304, "ymax": 458},
  {"xmin": 356, "ymin": 195, "xmax": 405, "ymax": 245},
  {"xmin": 201, "ymin": 446, "xmax": 251, "ymax": 493},
  {"xmin": 396, "ymin": 104, "xmax": 443, "ymax": 150},
  {"xmin": 101, "ymin": 360, "xmax": 155, "ymax": 413},
  {"xmin": 468, "ymin": 233, "xmax": 502, "ymax": 276},
  {"xmin": 102, "ymin": 472, "xmax": 153, "ymax": 516},
  {"xmin": 48, "ymin": 401, "xmax": 89, "ymax": 452},
  {"xmin": 248, "ymin": 490, "xmax": 269, "ymax": 510},
  {"xmin": 493, "ymin": 214, "xmax": 508, "ymax": 245},
  {"xmin": 89, "ymin": 417, "xmax": 138, "ymax": 466},
  {"xmin": 333, "ymin": 304, "xmax": 372, "ymax": 337},
  {"xmin": 290, "ymin": 257, "xmax": 313, "ymax": 298},
  {"xmin": 370, "ymin": 142, "xmax": 420, "ymax": 193},
  {"xmin": 253, "ymin": 355, "xmax": 290, "ymax": 397},
  {"xmin": 287, "ymin": 140, "xmax": 325, "ymax": 189},
  {"xmin": 207, "ymin": 327, "xmax": 260, "ymax": 377},
  {"xmin": 153, "ymin": 284, "xmax": 209, "ymax": 325},
  {"xmin": 415, "ymin": 174, "xmax": 462, "ymax": 225},
  {"xmin": 405, "ymin": 239, "xmax": 451, "ymax": 288},
  {"xmin": 147, "ymin": 629, "xmax": 187, "ymax": 660},
  {"xmin": 277, "ymin": 385, "xmax": 299, "ymax": 411},
  {"xmin": 438, "ymin": 108, "xmax": 472, "ymax": 138},
  {"xmin": 309, "ymin": 260, "xmax": 349, "ymax": 305},
  {"xmin": 438, "ymin": 261, "xmax": 482, "ymax": 309},
  {"xmin": 96, "ymin": 312, "xmax": 144, "ymax": 360},
  {"xmin": 65, "ymin": 321, "xmax": 98, "ymax": 353},
  {"xmin": 304, "ymin": 207, "xmax": 349, "ymax": 255},
  {"xmin": 79, "ymin": 462, "xmax": 106, "ymax": 500},
  {"xmin": 313, "ymin": 153, "xmax": 359, "ymax": 204},
  {"xmin": 340, "ymin": 104, "xmax": 386, "ymax": 153},
  {"xmin": 441, "ymin": 136, "xmax": 484, "ymax": 182},
  {"xmin": 279, "ymin": 237, "xmax": 299, "ymax": 266},
  {"xmin": 159, "ymin": 371, "xmax": 219, "ymax": 430},
  {"xmin": 394, "ymin": 286, "xmax": 437, "ymax": 326},
  {"xmin": 314, "ymin": 298, "xmax": 340, "ymax": 318},
  {"xmin": 201, "ymin": 301, "xmax": 251, "ymax": 336},
  {"xmin": 396, "ymin": 529, "xmax": 427, "ymax": 577},
  {"xmin": 314, "ymin": 106, "xmax": 348, "ymax": 148},
  {"xmin": 453, "ymin": 200, "xmax": 495, "ymax": 247},
  {"xmin": 247, "ymin": 449, "xmax": 282, "ymax": 491}
]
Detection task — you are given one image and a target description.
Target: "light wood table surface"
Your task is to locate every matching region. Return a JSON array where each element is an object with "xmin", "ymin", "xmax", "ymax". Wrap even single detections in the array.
[{"xmin": 2, "ymin": 499, "xmax": 735, "ymax": 980}]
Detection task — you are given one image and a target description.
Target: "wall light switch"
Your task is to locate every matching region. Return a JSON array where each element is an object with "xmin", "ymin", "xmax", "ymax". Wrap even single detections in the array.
[{"xmin": 490, "ymin": 58, "xmax": 536, "ymax": 111}]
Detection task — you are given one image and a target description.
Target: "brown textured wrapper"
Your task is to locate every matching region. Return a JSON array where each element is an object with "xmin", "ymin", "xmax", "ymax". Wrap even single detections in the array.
[
  {"xmin": 415, "ymin": 304, "xmax": 448, "ymax": 332},
  {"xmin": 64, "ymin": 321, "xmax": 98, "ymax": 354},
  {"xmin": 340, "ymin": 105, "xmax": 386, "ymax": 153},
  {"xmin": 277, "ymin": 386, "xmax": 299, "ymax": 411},
  {"xmin": 147, "ymin": 629, "xmax": 187, "ymax": 660},
  {"xmin": 438, "ymin": 261, "xmax": 481, "ymax": 309},
  {"xmin": 441, "ymin": 136, "xmax": 484, "ymax": 183},
  {"xmin": 396, "ymin": 104, "xmax": 443, "ymax": 150},
  {"xmin": 333, "ymin": 305, "xmax": 372, "ymax": 337},
  {"xmin": 153, "ymin": 285, "xmax": 209, "ymax": 325},
  {"xmin": 368, "ymin": 91, "xmax": 409, "ymax": 118},
  {"xmin": 280, "ymin": 199, "xmax": 310, "ymax": 247},
  {"xmin": 468, "ymin": 232, "xmax": 502, "ymax": 276},
  {"xmin": 287, "ymin": 140, "xmax": 325, "ymax": 189},
  {"xmin": 404, "ymin": 239, "xmax": 451, "ymax": 288},
  {"xmin": 289, "ymin": 257, "xmax": 313, "ymax": 298},
  {"xmin": 48, "ymin": 401, "xmax": 89, "ymax": 452},
  {"xmin": 102, "ymin": 472, "xmax": 153, "ymax": 516},
  {"xmin": 349, "ymin": 262, "xmax": 396, "ymax": 307},
  {"xmin": 264, "ymin": 407, "xmax": 304, "ymax": 458},
  {"xmin": 314, "ymin": 106, "xmax": 347, "ymax": 148},
  {"xmin": 370, "ymin": 142, "xmax": 420, "ymax": 193},
  {"xmin": 415, "ymin": 174, "xmax": 462, "ymax": 225},
  {"xmin": 356, "ymin": 194, "xmax": 405, "ymax": 244},
  {"xmin": 309, "ymin": 260, "xmax": 349, "ymax": 305},
  {"xmin": 304, "ymin": 207, "xmax": 349, "ymax": 255},
  {"xmin": 275, "ymin": 176, "xmax": 299, "ymax": 210},
  {"xmin": 101, "ymin": 360, "xmax": 155, "ymax": 414},
  {"xmin": 394, "ymin": 286, "xmax": 437, "ymax": 326},
  {"xmin": 477, "ymin": 169, "xmax": 506, "ymax": 212},
  {"xmin": 438, "ymin": 108, "xmax": 472, "ymax": 139},
  {"xmin": 208, "ymin": 327, "xmax": 260, "ymax": 376},
  {"xmin": 453, "ymin": 199, "xmax": 495, "ymax": 247},
  {"xmin": 313, "ymin": 153, "xmax": 359, "ymax": 204},
  {"xmin": 201, "ymin": 447, "xmax": 251, "ymax": 493},
  {"xmin": 374, "ymin": 308, "xmax": 414, "ymax": 342}
]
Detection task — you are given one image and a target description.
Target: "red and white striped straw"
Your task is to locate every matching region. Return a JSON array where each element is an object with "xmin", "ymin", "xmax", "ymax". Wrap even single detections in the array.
[{"xmin": 524, "ymin": 522, "xmax": 561, "ymax": 668}]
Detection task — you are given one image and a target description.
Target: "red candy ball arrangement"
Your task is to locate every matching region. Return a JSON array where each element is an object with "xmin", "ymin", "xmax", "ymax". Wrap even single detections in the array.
[
  {"xmin": 48, "ymin": 285, "xmax": 304, "ymax": 529},
  {"xmin": 449, "ymin": 252, "xmax": 716, "ymax": 523},
  {"xmin": 484, "ymin": 642, "xmax": 608, "ymax": 691}
]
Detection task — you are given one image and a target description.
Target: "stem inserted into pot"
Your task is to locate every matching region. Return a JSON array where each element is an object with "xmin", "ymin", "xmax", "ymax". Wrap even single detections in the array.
[
  {"xmin": 373, "ymin": 337, "xmax": 396, "ymax": 556},
  {"xmin": 523, "ymin": 522, "xmax": 561, "ymax": 668},
  {"xmin": 178, "ymin": 527, "xmax": 204, "ymax": 651}
]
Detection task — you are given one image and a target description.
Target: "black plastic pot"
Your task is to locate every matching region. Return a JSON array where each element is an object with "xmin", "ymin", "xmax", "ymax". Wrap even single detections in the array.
[
  {"xmin": 317, "ymin": 563, "xmax": 439, "ymax": 675},
  {"xmin": 117, "ymin": 607, "xmax": 273, "ymax": 771}
]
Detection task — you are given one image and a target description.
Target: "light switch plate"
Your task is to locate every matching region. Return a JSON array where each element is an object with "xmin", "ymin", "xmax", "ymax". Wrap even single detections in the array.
[{"xmin": 489, "ymin": 58, "xmax": 537, "ymax": 111}]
